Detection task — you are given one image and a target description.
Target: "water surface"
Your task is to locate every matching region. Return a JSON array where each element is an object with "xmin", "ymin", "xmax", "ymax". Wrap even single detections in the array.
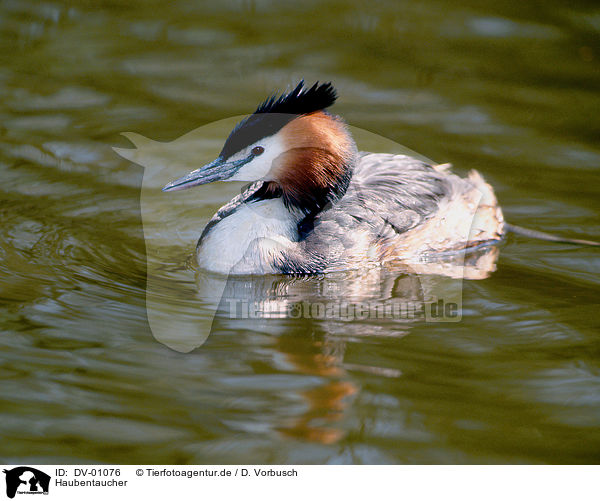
[{"xmin": 1, "ymin": 0, "xmax": 599, "ymax": 464}]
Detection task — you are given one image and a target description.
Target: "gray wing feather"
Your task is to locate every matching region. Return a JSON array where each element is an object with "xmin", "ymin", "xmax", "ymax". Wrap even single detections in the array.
[{"xmin": 278, "ymin": 153, "xmax": 454, "ymax": 272}]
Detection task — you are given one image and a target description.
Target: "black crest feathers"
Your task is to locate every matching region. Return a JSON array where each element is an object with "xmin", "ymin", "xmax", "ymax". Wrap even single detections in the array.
[
  {"xmin": 253, "ymin": 80, "xmax": 337, "ymax": 116},
  {"xmin": 219, "ymin": 81, "xmax": 337, "ymax": 159}
]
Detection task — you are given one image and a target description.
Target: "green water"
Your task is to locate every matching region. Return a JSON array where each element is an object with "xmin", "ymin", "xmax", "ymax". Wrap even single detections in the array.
[{"xmin": 1, "ymin": 0, "xmax": 599, "ymax": 464}]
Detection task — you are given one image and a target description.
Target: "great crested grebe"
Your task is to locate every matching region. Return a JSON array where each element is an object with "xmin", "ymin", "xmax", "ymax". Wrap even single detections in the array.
[{"xmin": 162, "ymin": 81, "xmax": 597, "ymax": 275}]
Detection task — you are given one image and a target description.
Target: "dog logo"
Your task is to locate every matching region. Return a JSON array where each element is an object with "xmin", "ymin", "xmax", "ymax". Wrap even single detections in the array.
[
  {"xmin": 3, "ymin": 467, "xmax": 50, "ymax": 498},
  {"xmin": 113, "ymin": 120, "xmax": 475, "ymax": 352}
]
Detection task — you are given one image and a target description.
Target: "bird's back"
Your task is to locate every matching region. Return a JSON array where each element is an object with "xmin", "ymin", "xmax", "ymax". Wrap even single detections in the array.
[{"xmin": 276, "ymin": 153, "xmax": 504, "ymax": 273}]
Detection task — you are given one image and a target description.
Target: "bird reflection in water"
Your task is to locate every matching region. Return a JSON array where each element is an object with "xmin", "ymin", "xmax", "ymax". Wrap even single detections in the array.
[{"xmin": 198, "ymin": 244, "xmax": 499, "ymax": 443}]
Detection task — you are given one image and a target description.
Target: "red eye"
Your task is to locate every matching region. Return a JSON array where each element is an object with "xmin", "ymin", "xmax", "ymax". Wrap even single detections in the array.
[{"xmin": 252, "ymin": 146, "xmax": 264, "ymax": 156}]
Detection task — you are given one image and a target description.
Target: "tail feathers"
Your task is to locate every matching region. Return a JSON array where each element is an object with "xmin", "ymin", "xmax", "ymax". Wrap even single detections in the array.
[{"xmin": 505, "ymin": 223, "xmax": 600, "ymax": 247}]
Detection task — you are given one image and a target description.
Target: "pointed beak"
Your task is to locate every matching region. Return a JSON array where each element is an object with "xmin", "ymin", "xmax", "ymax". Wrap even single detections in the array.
[{"xmin": 162, "ymin": 157, "xmax": 239, "ymax": 192}]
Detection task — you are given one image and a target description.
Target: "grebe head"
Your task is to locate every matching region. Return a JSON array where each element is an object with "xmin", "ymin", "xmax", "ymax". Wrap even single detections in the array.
[{"xmin": 162, "ymin": 81, "xmax": 357, "ymax": 214}]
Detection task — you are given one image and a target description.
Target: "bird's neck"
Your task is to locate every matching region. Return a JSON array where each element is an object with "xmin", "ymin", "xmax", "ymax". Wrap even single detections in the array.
[{"xmin": 269, "ymin": 112, "xmax": 358, "ymax": 217}]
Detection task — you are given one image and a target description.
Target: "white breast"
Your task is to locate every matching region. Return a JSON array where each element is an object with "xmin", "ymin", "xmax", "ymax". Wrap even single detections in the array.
[{"xmin": 197, "ymin": 198, "xmax": 300, "ymax": 275}]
